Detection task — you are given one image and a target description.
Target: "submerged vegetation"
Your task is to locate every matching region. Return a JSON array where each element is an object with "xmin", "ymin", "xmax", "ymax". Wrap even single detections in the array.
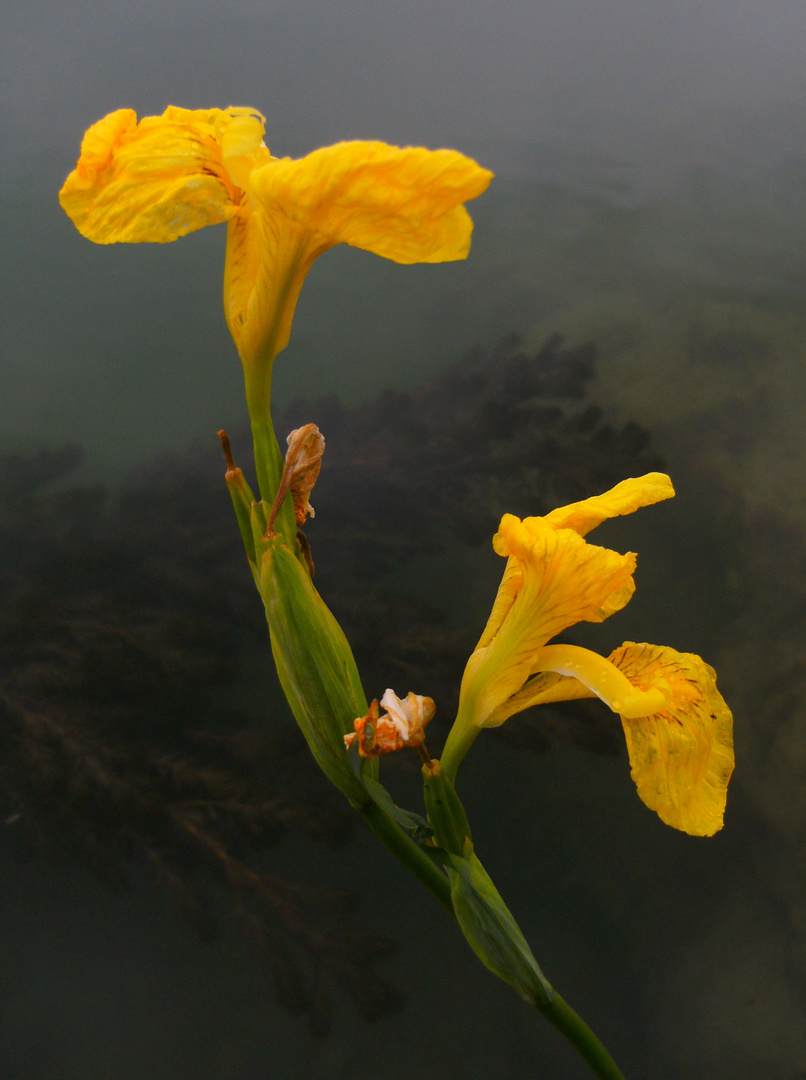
[
  {"xmin": 0, "ymin": 334, "xmax": 663, "ymax": 1036},
  {"xmin": 5, "ymin": 99, "xmax": 753, "ymax": 1078},
  {"xmin": 0, "ymin": 96, "xmax": 801, "ymax": 1078}
]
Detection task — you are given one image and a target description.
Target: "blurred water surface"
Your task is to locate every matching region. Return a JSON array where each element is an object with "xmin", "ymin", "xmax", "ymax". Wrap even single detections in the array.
[{"xmin": 2, "ymin": 3, "xmax": 806, "ymax": 1078}]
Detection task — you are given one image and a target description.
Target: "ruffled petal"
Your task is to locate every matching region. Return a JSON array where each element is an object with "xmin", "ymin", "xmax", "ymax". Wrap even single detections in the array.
[
  {"xmin": 248, "ymin": 140, "xmax": 492, "ymax": 264},
  {"xmin": 59, "ymin": 106, "xmax": 265, "ymax": 244},
  {"xmin": 460, "ymin": 517, "xmax": 636, "ymax": 727},
  {"xmin": 610, "ymin": 642, "xmax": 734, "ymax": 836},
  {"xmin": 544, "ymin": 474, "xmax": 675, "ymax": 537},
  {"xmin": 223, "ymin": 139, "xmax": 491, "ymax": 363},
  {"xmin": 61, "ymin": 118, "xmax": 491, "ymax": 367},
  {"xmin": 493, "ymin": 514, "xmax": 637, "ymax": 633},
  {"xmin": 247, "ymin": 140, "xmax": 493, "ymax": 265}
]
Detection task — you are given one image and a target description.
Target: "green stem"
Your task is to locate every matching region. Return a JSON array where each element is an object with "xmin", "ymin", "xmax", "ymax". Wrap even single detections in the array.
[
  {"xmin": 244, "ymin": 366, "xmax": 296, "ymax": 540},
  {"xmin": 359, "ymin": 801, "xmax": 626, "ymax": 1080},
  {"xmin": 358, "ymin": 799, "xmax": 454, "ymax": 916},
  {"xmin": 250, "ymin": 412, "xmax": 283, "ymax": 507},
  {"xmin": 539, "ymin": 993, "xmax": 627, "ymax": 1080},
  {"xmin": 440, "ymin": 703, "xmax": 481, "ymax": 784},
  {"xmin": 235, "ymin": 357, "xmax": 625, "ymax": 1080}
]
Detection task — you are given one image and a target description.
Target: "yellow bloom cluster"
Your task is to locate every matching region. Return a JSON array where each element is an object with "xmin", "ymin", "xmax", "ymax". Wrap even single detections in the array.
[
  {"xmin": 443, "ymin": 474, "xmax": 734, "ymax": 836},
  {"xmin": 60, "ymin": 106, "xmax": 493, "ymax": 371},
  {"xmin": 59, "ymin": 109, "xmax": 733, "ymax": 839}
]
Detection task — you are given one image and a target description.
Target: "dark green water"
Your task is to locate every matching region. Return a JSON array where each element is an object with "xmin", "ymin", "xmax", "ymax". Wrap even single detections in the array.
[{"xmin": 3, "ymin": 4, "xmax": 806, "ymax": 1078}]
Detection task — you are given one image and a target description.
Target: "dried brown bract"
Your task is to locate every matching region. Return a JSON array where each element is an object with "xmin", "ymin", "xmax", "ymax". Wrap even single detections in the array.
[{"xmin": 266, "ymin": 423, "xmax": 325, "ymax": 536}]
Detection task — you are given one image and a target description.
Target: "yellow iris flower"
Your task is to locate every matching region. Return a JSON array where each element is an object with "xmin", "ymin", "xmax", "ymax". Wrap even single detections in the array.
[
  {"xmin": 59, "ymin": 106, "xmax": 493, "ymax": 377},
  {"xmin": 442, "ymin": 473, "xmax": 734, "ymax": 837}
]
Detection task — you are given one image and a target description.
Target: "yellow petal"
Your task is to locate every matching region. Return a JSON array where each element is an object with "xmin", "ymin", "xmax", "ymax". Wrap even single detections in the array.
[
  {"xmin": 482, "ymin": 668, "xmax": 591, "ymax": 727},
  {"xmin": 474, "ymin": 556, "xmax": 522, "ymax": 650},
  {"xmin": 529, "ymin": 644, "xmax": 671, "ymax": 717},
  {"xmin": 248, "ymin": 140, "xmax": 494, "ymax": 264},
  {"xmin": 223, "ymin": 200, "xmax": 273, "ymax": 357},
  {"xmin": 473, "ymin": 478, "xmax": 672, "ymax": 673},
  {"xmin": 60, "ymin": 118, "xmax": 492, "ymax": 368},
  {"xmin": 59, "ymin": 106, "xmax": 265, "ymax": 244},
  {"xmin": 225, "ymin": 139, "xmax": 492, "ymax": 363},
  {"xmin": 493, "ymin": 514, "xmax": 637, "ymax": 631},
  {"xmin": 544, "ymin": 473, "xmax": 675, "ymax": 537},
  {"xmin": 460, "ymin": 517, "xmax": 636, "ymax": 727},
  {"xmin": 492, "ymin": 641, "xmax": 668, "ymax": 722},
  {"xmin": 610, "ymin": 642, "xmax": 734, "ymax": 836}
]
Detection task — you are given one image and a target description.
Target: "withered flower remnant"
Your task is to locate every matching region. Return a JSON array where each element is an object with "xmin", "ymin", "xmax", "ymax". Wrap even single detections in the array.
[{"xmin": 345, "ymin": 690, "xmax": 435, "ymax": 758}]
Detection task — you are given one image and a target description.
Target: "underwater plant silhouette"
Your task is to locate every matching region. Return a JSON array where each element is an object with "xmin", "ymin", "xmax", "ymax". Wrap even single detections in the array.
[{"xmin": 0, "ymin": 334, "xmax": 663, "ymax": 1033}]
